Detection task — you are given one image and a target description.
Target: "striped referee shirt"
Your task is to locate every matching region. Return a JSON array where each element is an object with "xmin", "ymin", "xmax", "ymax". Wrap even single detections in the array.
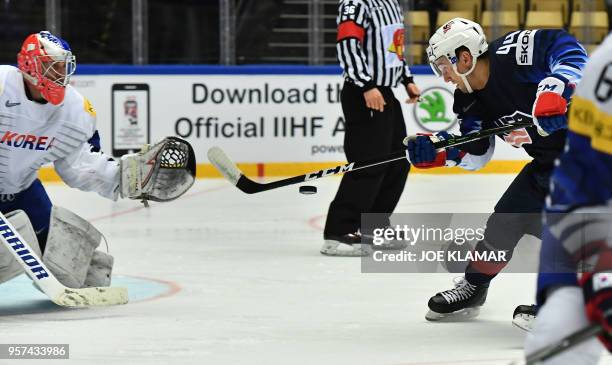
[{"xmin": 336, "ymin": 0, "xmax": 413, "ymax": 90}]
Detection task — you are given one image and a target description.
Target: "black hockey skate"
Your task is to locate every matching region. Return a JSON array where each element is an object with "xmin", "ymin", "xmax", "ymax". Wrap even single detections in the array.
[
  {"xmin": 512, "ymin": 304, "xmax": 537, "ymax": 332},
  {"xmin": 321, "ymin": 232, "xmax": 372, "ymax": 257},
  {"xmin": 426, "ymin": 277, "xmax": 489, "ymax": 321}
]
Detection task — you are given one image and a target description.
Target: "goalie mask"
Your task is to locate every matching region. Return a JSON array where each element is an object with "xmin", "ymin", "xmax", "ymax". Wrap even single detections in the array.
[
  {"xmin": 427, "ymin": 18, "xmax": 488, "ymax": 93},
  {"xmin": 17, "ymin": 31, "xmax": 76, "ymax": 105}
]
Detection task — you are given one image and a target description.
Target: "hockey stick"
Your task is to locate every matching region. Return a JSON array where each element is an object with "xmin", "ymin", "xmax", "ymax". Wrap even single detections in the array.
[
  {"xmin": 510, "ymin": 323, "xmax": 604, "ymax": 365},
  {"xmin": 0, "ymin": 211, "xmax": 128, "ymax": 307},
  {"xmin": 209, "ymin": 114, "xmax": 534, "ymax": 194}
]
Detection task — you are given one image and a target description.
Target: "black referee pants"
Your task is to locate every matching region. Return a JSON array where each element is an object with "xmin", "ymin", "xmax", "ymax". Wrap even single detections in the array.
[{"xmin": 324, "ymin": 82, "xmax": 410, "ymax": 236}]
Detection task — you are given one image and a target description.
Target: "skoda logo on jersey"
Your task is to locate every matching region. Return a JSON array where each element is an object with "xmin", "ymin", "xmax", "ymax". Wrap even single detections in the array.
[
  {"xmin": 413, "ymin": 87, "xmax": 457, "ymax": 132},
  {"xmin": 496, "ymin": 30, "xmax": 536, "ymax": 65}
]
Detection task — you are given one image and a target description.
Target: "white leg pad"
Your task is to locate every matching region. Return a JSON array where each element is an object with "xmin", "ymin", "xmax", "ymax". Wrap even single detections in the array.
[
  {"xmin": 524, "ymin": 286, "xmax": 604, "ymax": 365},
  {"xmin": 84, "ymin": 250, "xmax": 114, "ymax": 287},
  {"xmin": 0, "ymin": 210, "xmax": 42, "ymax": 284},
  {"xmin": 43, "ymin": 206, "xmax": 103, "ymax": 288}
]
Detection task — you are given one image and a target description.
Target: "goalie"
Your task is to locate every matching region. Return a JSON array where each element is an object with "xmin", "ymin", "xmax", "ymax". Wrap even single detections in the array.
[{"xmin": 0, "ymin": 31, "xmax": 195, "ymax": 290}]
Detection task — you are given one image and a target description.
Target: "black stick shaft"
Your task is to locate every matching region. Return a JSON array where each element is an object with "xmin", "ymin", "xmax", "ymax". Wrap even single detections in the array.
[{"xmin": 236, "ymin": 121, "xmax": 533, "ymax": 193}]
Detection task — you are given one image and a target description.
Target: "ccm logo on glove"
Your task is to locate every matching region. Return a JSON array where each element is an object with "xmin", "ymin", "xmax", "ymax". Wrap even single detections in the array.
[{"xmin": 532, "ymin": 75, "xmax": 575, "ymax": 135}]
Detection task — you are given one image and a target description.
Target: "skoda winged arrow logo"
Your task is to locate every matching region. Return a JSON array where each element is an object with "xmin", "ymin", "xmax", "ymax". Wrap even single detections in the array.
[{"xmin": 412, "ymin": 87, "xmax": 457, "ymax": 132}]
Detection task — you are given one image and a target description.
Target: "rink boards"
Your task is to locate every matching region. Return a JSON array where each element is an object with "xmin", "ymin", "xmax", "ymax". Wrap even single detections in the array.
[{"xmin": 37, "ymin": 65, "xmax": 532, "ymax": 182}]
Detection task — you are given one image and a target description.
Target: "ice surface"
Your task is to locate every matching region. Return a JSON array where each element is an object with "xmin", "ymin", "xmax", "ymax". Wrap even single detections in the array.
[{"xmin": 0, "ymin": 175, "xmax": 609, "ymax": 365}]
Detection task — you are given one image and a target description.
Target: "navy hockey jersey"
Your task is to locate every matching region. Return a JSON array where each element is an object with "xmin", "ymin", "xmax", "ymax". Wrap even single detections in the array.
[
  {"xmin": 547, "ymin": 34, "xmax": 612, "ymax": 211},
  {"xmin": 454, "ymin": 29, "xmax": 588, "ymax": 169},
  {"xmin": 535, "ymin": 34, "xmax": 612, "ymax": 301}
]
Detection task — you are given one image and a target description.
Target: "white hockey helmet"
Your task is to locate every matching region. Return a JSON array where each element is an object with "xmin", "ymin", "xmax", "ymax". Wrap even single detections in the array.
[{"xmin": 427, "ymin": 18, "xmax": 488, "ymax": 92}]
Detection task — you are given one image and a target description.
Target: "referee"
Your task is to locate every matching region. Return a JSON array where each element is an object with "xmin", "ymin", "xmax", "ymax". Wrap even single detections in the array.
[{"xmin": 321, "ymin": 0, "xmax": 420, "ymax": 256}]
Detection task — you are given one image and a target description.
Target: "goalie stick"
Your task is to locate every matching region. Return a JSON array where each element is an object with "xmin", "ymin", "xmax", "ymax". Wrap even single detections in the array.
[
  {"xmin": 510, "ymin": 323, "xmax": 604, "ymax": 365},
  {"xmin": 209, "ymin": 112, "xmax": 534, "ymax": 194},
  {"xmin": 0, "ymin": 211, "xmax": 128, "ymax": 307}
]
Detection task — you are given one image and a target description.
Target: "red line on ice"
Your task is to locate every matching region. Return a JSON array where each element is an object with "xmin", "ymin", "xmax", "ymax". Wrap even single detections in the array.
[
  {"xmin": 308, "ymin": 214, "xmax": 325, "ymax": 231},
  {"xmin": 125, "ymin": 274, "xmax": 182, "ymax": 304},
  {"xmin": 89, "ymin": 184, "xmax": 229, "ymax": 222}
]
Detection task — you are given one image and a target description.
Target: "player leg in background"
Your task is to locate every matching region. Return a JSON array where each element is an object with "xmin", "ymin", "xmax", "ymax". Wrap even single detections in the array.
[
  {"xmin": 523, "ymin": 215, "xmax": 605, "ymax": 364},
  {"xmin": 0, "ymin": 179, "xmax": 52, "ymax": 250},
  {"xmin": 426, "ymin": 162, "xmax": 551, "ymax": 321},
  {"xmin": 363, "ymin": 92, "xmax": 410, "ymax": 249},
  {"xmin": 525, "ymin": 286, "xmax": 604, "ymax": 364},
  {"xmin": 0, "ymin": 179, "xmax": 51, "ymax": 284},
  {"xmin": 323, "ymin": 84, "xmax": 408, "ymax": 256}
]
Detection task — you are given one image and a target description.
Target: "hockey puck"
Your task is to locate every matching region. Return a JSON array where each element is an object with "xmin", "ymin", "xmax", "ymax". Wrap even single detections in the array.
[{"xmin": 299, "ymin": 185, "xmax": 317, "ymax": 194}]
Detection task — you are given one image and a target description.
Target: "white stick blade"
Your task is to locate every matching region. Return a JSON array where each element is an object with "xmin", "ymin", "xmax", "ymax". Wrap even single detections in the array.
[
  {"xmin": 53, "ymin": 287, "xmax": 129, "ymax": 307},
  {"xmin": 207, "ymin": 146, "xmax": 242, "ymax": 185}
]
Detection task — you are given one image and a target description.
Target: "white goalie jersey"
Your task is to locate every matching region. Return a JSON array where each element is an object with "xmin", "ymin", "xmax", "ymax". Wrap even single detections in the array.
[{"xmin": 0, "ymin": 65, "xmax": 119, "ymax": 199}]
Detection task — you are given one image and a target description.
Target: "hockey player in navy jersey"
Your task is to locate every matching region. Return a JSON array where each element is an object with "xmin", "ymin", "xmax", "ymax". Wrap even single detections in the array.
[
  {"xmin": 405, "ymin": 18, "xmax": 588, "ymax": 321},
  {"xmin": 523, "ymin": 34, "xmax": 612, "ymax": 364}
]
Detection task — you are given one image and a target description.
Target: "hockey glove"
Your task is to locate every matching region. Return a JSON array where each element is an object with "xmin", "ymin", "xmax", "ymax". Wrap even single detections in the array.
[
  {"xmin": 532, "ymin": 74, "xmax": 575, "ymax": 136},
  {"xmin": 120, "ymin": 137, "xmax": 196, "ymax": 205},
  {"xmin": 404, "ymin": 131, "xmax": 464, "ymax": 168},
  {"xmin": 581, "ymin": 272, "xmax": 612, "ymax": 351}
]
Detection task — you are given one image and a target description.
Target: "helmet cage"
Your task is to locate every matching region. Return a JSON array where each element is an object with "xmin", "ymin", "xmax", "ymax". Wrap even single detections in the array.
[
  {"xmin": 17, "ymin": 31, "xmax": 76, "ymax": 105},
  {"xmin": 36, "ymin": 52, "xmax": 76, "ymax": 88}
]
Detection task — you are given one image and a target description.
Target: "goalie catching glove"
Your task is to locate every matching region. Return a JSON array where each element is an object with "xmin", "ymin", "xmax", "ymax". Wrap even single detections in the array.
[{"xmin": 120, "ymin": 137, "xmax": 196, "ymax": 204}]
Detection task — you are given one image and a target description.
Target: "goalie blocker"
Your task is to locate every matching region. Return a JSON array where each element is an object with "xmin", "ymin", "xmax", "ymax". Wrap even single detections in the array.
[{"xmin": 120, "ymin": 136, "xmax": 196, "ymax": 204}]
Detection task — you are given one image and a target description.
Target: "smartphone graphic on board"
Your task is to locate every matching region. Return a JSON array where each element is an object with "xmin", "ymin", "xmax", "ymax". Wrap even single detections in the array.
[{"xmin": 111, "ymin": 83, "xmax": 150, "ymax": 157}]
